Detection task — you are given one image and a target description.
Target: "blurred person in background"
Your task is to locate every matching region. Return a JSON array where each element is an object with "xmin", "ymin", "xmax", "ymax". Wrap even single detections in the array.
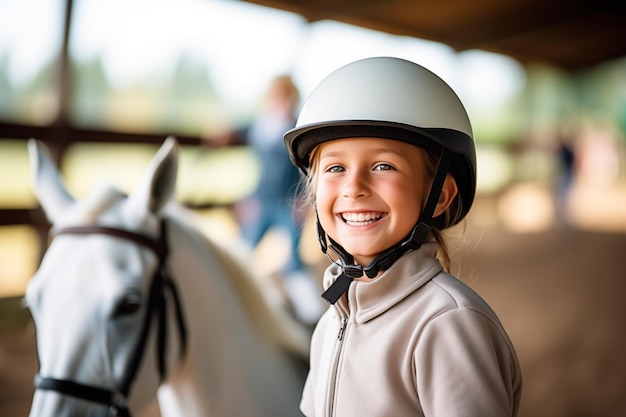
[
  {"xmin": 554, "ymin": 121, "xmax": 578, "ymax": 225},
  {"xmin": 208, "ymin": 75, "xmax": 324, "ymax": 325}
]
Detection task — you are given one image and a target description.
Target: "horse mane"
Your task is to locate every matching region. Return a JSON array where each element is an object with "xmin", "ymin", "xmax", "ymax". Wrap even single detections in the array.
[{"xmin": 164, "ymin": 204, "xmax": 311, "ymax": 360}]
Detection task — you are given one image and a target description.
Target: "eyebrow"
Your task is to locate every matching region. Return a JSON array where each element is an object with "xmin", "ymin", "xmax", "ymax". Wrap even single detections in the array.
[
  {"xmin": 319, "ymin": 150, "xmax": 346, "ymax": 161},
  {"xmin": 319, "ymin": 147, "xmax": 405, "ymax": 161}
]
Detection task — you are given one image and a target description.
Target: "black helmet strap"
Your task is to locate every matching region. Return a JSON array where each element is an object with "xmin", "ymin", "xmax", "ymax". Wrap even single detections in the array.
[{"xmin": 319, "ymin": 148, "xmax": 451, "ymax": 304}]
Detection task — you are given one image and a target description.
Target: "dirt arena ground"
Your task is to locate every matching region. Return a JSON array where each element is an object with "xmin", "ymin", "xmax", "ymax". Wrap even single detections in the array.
[{"xmin": 2, "ymin": 219, "xmax": 625, "ymax": 416}]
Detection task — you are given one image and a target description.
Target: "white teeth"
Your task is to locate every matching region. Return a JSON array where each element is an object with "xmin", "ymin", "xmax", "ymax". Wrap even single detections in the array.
[{"xmin": 341, "ymin": 212, "xmax": 383, "ymax": 226}]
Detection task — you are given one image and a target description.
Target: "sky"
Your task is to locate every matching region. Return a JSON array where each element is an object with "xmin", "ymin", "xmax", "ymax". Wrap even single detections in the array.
[{"xmin": 0, "ymin": 0, "xmax": 526, "ymax": 112}]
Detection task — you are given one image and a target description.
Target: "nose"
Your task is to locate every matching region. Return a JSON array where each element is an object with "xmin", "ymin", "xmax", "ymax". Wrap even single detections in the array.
[{"xmin": 341, "ymin": 169, "xmax": 370, "ymax": 199}]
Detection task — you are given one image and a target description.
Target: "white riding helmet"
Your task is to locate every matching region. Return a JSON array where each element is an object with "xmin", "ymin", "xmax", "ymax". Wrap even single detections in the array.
[{"xmin": 284, "ymin": 56, "xmax": 477, "ymax": 223}]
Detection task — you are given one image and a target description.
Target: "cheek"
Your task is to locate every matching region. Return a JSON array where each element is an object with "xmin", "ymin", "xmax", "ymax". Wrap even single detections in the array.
[
  {"xmin": 314, "ymin": 182, "xmax": 331, "ymax": 212},
  {"xmin": 384, "ymin": 180, "xmax": 424, "ymax": 220},
  {"xmin": 314, "ymin": 180, "xmax": 337, "ymax": 223}
]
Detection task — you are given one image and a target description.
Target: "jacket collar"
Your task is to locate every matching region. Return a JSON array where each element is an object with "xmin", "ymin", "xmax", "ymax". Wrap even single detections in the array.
[{"xmin": 323, "ymin": 242, "xmax": 443, "ymax": 324}]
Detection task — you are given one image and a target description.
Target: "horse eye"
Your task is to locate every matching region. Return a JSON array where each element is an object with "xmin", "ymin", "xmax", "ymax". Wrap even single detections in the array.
[{"xmin": 113, "ymin": 292, "xmax": 142, "ymax": 317}]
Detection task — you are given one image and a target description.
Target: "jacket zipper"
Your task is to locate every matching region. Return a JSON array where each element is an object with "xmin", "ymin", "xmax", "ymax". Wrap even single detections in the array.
[
  {"xmin": 326, "ymin": 314, "xmax": 348, "ymax": 417},
  {"xmin": 337, "ymin": 317, "xmax": 348, "ymax": 341}
]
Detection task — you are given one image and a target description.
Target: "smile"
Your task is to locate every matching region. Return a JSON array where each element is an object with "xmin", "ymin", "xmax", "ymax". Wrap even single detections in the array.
[{"xmin": 341, "ymin": 211, "xmax": 385, "ymax": 226}]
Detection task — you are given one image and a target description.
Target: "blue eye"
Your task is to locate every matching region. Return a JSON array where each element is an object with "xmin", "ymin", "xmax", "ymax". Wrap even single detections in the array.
[
  {"xmin": 326, "ymin": 165, "xmax": 344, "ymax": 173},
  {"xmin": 374, "ymin": 163, "xmax": 394, "ymax": 171}
]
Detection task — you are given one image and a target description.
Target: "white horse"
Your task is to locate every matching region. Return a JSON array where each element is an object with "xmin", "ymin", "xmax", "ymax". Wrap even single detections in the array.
[{"xmin": 26, "ymin": 137, "xmax": 311, "ymax": 417}]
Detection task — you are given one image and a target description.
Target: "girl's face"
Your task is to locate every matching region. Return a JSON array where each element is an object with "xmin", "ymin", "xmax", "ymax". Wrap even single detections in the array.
[{"xmin": 314, "ymin": 137, "xmax": 431, "ymax": 267}]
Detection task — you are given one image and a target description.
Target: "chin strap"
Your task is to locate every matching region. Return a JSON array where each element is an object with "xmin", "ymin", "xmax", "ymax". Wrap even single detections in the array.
[{"xmin": 320, "ymin": 148, "xmax": 451, "ymax": 304}]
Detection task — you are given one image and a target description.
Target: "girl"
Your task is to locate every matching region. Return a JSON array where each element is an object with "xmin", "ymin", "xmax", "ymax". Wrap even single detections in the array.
[{"xmin": 284, "ymin": 57, "xmax": 522, "ymax": 416}]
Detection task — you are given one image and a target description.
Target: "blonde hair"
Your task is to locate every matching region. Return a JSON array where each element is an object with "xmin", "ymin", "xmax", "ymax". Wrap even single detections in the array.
[
  {"xmin": 266, "ymin": 75, "xmax": 299, "ymax": 113},
  {"xmin": 299, "ymin": 142, "xmax": 461, "ymax": 272}
]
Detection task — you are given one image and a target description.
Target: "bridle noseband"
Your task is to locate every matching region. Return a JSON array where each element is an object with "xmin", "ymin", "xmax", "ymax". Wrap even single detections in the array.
[{"xmin": 33, "ymin": 220, "xmax": 188, "ymax": 417}]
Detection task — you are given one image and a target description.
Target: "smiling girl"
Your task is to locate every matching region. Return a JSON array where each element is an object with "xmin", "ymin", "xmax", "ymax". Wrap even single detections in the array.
[{"xmin": 284, "ymin": 57, "xmax": 522, "ymax": 417}]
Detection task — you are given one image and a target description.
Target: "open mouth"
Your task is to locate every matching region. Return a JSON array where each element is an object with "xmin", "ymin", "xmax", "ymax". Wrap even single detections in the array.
[{"xmin": 341, "ymin": 212, "xmax": 385, "ymax": 226}]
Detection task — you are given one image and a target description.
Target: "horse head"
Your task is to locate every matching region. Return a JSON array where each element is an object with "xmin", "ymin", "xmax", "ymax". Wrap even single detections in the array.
[
  {"xmin": 26, "ymin": 137, "xmax": 184, "ymax": 417},
  {"xmin": 26, "ymin": 136, "xmax": 310, "ymax": 417}
]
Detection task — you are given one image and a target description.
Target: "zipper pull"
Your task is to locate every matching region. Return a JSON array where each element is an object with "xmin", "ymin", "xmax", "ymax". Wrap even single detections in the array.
[{"xmin": 337, "ymin": 317, "xmax": 348, "ymax": 341}]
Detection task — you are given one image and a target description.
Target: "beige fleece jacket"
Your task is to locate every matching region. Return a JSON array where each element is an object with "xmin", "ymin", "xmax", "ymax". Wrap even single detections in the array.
[{"xmin": 301, "ymin": 242, "xmax": 522, "ymax": 417}]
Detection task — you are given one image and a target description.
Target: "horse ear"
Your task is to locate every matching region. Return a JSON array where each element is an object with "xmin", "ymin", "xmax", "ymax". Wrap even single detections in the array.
[
  {"xmin": 127, "ymin": 136, "xmax": 179, "ymax": 217},
  {"xmin": 28, "ymin": 139, "xmax": 75, "ymax": 223}
]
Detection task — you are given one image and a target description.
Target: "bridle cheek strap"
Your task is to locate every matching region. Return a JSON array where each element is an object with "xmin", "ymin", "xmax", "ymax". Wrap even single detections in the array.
[{"xmin": 34, "ymin": 220, "xmax": 187, "ymax": 417}]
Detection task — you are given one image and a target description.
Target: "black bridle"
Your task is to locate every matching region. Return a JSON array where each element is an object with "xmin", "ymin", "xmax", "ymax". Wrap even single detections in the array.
[{"xmin": 33, "ymin": 220, "xmax": 188, "ymax": 417}]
